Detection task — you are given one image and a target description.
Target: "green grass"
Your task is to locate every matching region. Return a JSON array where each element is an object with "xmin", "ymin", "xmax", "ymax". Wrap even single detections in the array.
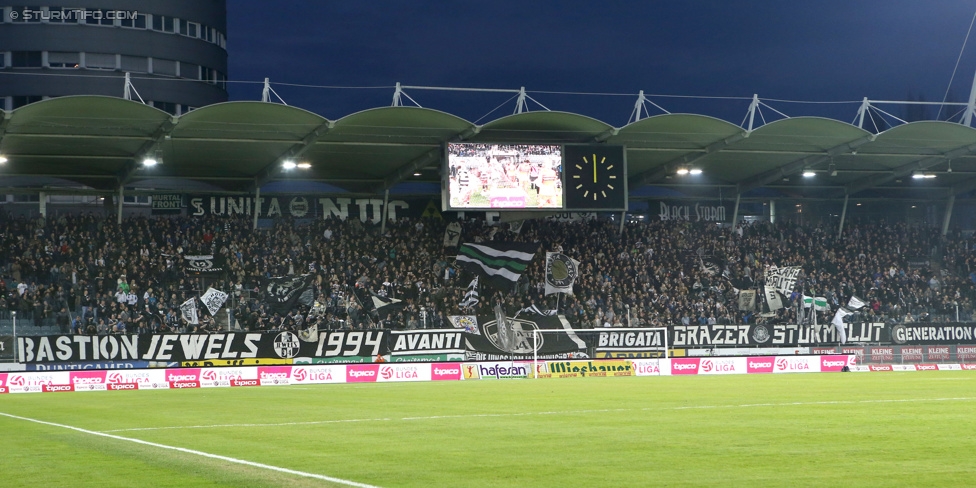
[{"xmin": 2, "ymin": 372, "xmax": 975, "ymax": 487}]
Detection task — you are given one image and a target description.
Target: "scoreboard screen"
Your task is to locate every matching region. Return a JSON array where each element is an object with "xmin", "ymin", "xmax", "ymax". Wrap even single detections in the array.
[{"xmin": 444, "ymin": 143, "xmax": 626, "ymax": 211}]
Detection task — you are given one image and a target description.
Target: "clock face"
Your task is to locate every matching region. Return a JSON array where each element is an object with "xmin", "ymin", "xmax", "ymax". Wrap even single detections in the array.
[{"xmin": 564, "ymin": 145, "xmax": 627, "ymax": 210}]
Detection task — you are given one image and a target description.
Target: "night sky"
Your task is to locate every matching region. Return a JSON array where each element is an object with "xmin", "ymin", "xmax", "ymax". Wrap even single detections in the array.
[{"xmin": 227, "ymin": 1, "xmax": 976, "ymax": 126}]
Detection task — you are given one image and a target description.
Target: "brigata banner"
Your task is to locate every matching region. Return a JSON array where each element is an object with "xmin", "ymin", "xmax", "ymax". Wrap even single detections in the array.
[
  {"xmin": 588, "ymin": 328, "xmax": 666, "ymax": 358},
  {"xmin": 17, "ymin": 331, "xmax": 390, "ymax": 364}
]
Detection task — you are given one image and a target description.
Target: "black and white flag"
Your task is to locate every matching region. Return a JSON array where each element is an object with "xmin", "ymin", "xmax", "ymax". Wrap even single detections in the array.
[
  {"xmin": 544, "ymin": 252, "xmax": 580, "ymax": 295},
  {"xmin": 456, "ymin": 242, "xmax": 538, "ymax": 291},
  {"xmin": 459, "ymin": 276, "xmax": 480, "ymax": 309},
  {"xmin": 180, "ymin": 298, "xmax": 199, "ymax": 325},
  {"xmin": 371, "ymin": 293, "xmax": 404, "ymax": 311},
  {"xmin": 848, "ymin": 295, "xmax": 867, "ymax": 310},
  {"xmin": 265, "ymin": 274, "xmax": 314, "ymax": 313},
  {"xmin": 767, "ymin": 265, "xmax": 802, "ymax": 296},
  {"xmin": 443, "ymin": 222, "xmax": 462, "ymax": 247},
  {"xmin": 184, "ymin": 254, "xmax": 226, "ymax": 275},
  {"xmin": 520, "ymin": 304, "xmax": 557, "ymax": 316},
  {"xmin": 737, "ymin": 290, "xmax": 757, "ymax": 311},
  {"xmin": 200, "ymin": 288, "xmax": 229, "ymax": 315}
]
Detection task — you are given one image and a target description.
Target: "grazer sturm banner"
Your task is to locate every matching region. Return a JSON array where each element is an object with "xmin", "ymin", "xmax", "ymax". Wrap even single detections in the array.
[
  {"xmin": 656, "ymin": 201, "xmax": 727, "ymax": 222},
  {"xmin": 668, "ymin": 323, "xmax": 887, "ymax": 347},
  {"xmin": 17, "ymin": 331, "xmax": 390, "ymax": 364},
  {"xmin": 463, "ymin": 314, "xmax": 588, "ymax": 361}
]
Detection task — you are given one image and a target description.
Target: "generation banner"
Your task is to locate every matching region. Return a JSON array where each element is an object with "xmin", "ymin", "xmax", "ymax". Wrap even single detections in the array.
[
  {"xmin": 888, "ymin": 324, "xmax": 976, "ymax": 345},
  {"xmin": 16, "ymin": 330, "xmax": 390, "ymax": 364}
]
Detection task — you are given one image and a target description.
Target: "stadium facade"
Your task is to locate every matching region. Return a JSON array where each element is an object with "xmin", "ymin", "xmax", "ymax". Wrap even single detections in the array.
[{"xmin": 0, "ymin": 1, "xmax": 227, "ymax": 113}]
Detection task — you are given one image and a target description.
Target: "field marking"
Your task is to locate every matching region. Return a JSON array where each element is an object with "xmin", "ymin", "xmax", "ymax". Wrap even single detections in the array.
[
  {"xmin": 0, "ymin": 411, "xmax": 380, "ymax": 488},
  {"xmin": 95, "ymin": 397, "xmax": 976, "ymax": 433}
]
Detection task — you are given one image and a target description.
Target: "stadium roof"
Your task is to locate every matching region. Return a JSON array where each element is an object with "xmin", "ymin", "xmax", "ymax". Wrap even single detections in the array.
[{"xmin": 2, "ymin": 95, "xmax": 976, "ymax": 202}]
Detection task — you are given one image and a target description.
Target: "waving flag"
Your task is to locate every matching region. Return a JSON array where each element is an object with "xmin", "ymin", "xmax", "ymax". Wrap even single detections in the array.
[{"xmin": 456, "ymin": 242, "xmax": 538, "ymax": 291}]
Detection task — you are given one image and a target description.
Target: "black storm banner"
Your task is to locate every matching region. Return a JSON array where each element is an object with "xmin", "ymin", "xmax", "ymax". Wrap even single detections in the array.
[{"xmin": 463, "ymin": 314, "xmax": 589, "ymax": 361}]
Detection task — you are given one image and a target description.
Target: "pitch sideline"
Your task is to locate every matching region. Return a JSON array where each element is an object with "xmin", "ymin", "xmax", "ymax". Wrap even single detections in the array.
[{"xmin": 0, "ymin": 411, "xmax": 381, "ymax": 488}]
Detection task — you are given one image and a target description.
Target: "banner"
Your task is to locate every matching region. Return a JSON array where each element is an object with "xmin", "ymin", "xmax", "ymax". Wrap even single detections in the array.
[
  {"xmin": 265, "ymin": 274, "xmax": 314, "ymax": 313},
  {"xmin": 443, "ymin": 221, "xmax": 461, "ymax": 247},
  {"xmin": 588, "ymin": 329, "xmax": 667, "ymax": 358},
  {"xmin": 180, "ymin": 298, "xmax": 199, "ymax": 324},
  {"xmin": 737, "ymin": 290, "xmax": 756, "ymax": 311},
  {"xmin": 656, "ymin": 201, "xmax": 727, "ymax": 222},
  {"xmin": 889, "ymin": 324, "xmax": 976, "ymax": 345},
  {"xmin": 16, "ymin": 330, "xmax": 390, "ymax": 364},
  {"xmin": 762, "ymin": 286, "xmax": 783, "ymax": 314},
  {"xmin": 767, "ymin": 266, "xmax": 801, "ymax": 296},
  {"xmin": 200, "ymin": 288, "xmax": 229, "ymax": 316},
  {"xmin": 390, "ymin": 330, "xmax": 465, "ymax": 357},
  {"xmin": 184, "ymin": 255, "xmax": 226, "ymax": 275},
  {"xmin": 668, "ymin": 323, "xmax": 888, "ymax": 347},
  {"xmin": 463, "ymin": 314, "xmax": 588, "ymax": 361},
  {"xmin": 544, "ymin": 252, "xmax": 580, "ymax": 295},
  {"xmin": 150, "ymin": 194, "xmax": 182, "ymax": 215},
  {"xmin": 0, "ymin": 335, "xmax": 12, "ymax": 361}
]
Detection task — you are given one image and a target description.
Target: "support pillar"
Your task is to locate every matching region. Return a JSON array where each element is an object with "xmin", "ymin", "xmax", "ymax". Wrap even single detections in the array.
[
  {"xmin": 38, "ymin": 191, "xmax": 46, "ymax": 218},
  {"xmin": 942, "ymin": 194, "xmax": 955, "ymax": 236},
  {"xmin": 730, "ymin": 193, "xmax": 741, "ymax": 227},
  {"xmin": 619, "ymin": 211, "xmax": 626, "ymax": 235},
  {"xmin": 380, "ymin": 190, "xmax": 390, "ymax": 234},
  {"xmin": 769, "ymin": 200, "xmax": 776, "ymax": 224},
  {"xmin": 117, "ymin": 187, "xmax": 123, "ymax": 225},
  {"xmin": 253, "ymin": 187, "xmax": 260, "ymax": 230},
  {"xmin": 838, "ymin": 194, "xmax": 849, "ymax": 238}
]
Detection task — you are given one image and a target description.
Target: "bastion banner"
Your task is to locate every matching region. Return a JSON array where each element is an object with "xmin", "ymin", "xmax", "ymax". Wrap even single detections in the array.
[{"xmin": 16, "ymin": 331, "xmax": 390, "ymax": 364}]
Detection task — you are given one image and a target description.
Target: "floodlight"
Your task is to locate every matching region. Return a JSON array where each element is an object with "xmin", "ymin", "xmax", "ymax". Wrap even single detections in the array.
[
  {"xmin": 689, "ymin": 168, "xmax": 703, "ymax": 175},
  {"xmin": 282, "ymin": 160, "xmax": 297, "ymax": 169},
  {"xmin": 0, "ymin": 155, "xmax": 7, "ymax": 164},
  {"xmin": 296, "ymin": 162, "xmax": 312, "ymax": 169},
  {"xmin": 676, "ymin": 168, "xmax": 689, "ymax": 175},
  {"xmin": 802, "ymin": 171, "xmax": 815, "ymax": 177},
  {"xmin": 142, "ymin": 158, "xmax": 158, "ymax": 167}
]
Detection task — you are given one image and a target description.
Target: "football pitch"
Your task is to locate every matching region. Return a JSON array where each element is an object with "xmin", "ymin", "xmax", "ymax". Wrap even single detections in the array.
[{"xmin": 1, "ymin": 372, "xmax": 974, "ymax": 487}]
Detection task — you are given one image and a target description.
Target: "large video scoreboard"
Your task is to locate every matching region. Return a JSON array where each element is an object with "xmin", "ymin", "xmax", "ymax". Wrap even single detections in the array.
[{"xmin": 444, "ymin": 143, "xmax": 627, "ymax": 211}]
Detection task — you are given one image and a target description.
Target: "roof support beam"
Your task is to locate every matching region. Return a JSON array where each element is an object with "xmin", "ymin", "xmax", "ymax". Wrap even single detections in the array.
[
  {"xmin": 628, "ymin": 131, "xmax": 748, "ymax": 188},
  {"xmin": 117, "ymin": 116, "xmax": 178, "ymax": 188},
  {"xmin": 0, "ymin": 111, "xmax": 12, "ymax": 146},
  {"xmin": 844, "ymin": 141, "xmax": 976, "ymax": 196},
  {"xmin": 737, "ymin": 135, "xmax": 874, "ymax": 195},
  {"xmin": 254, "ymin": 120, "xmax": 335, "ymax": 189},
  {"xmin": 375, "ymin": 126, "xmax": 480, "ymax": 193}
]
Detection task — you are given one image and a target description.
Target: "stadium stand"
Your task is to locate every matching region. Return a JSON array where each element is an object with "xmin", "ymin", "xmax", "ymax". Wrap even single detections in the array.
[{"xmin": 0, "ymin": 210, "xmax": 973, "ymax": 335}]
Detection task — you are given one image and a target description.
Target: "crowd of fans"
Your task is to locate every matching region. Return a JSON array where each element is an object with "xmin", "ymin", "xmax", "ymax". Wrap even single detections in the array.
[{"xmin": 1, "ymin": 210, "xmax": 974, "ymax": 336}]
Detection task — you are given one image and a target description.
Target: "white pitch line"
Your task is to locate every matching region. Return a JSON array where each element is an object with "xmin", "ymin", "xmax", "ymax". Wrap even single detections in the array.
[
  {"xmin": 94, "ymin": 398, "xmax": 976, "ymax": 433},
  {"xmin": 102, "ymin": 417, "xmax": 392, "ymax": 433},
  {"xmin": 0, "ymin": 412, "xmax": 380, "ymax": 488}
]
